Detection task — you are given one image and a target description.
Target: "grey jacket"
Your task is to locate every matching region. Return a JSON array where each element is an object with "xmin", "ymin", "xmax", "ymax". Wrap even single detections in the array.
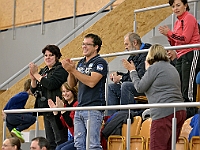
[{"xmin": 130, "ymin": 61, "xmax": 186, "ymax": 120}]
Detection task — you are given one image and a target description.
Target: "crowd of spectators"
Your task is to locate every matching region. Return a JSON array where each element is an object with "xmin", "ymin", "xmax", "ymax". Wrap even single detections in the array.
[{"xmin": 2, "ymin": 0, "xmax": 200, "ymax": 149}]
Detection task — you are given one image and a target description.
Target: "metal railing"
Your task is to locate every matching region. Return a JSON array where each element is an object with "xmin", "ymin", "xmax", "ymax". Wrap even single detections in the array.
[
  {"xmin": 0, "ymin": 42, "xmax": 199, "ymax": 90},
  {"xmin": 133, "ymin": 0, "xmax": 199, "ymax": 33},
  {"xmin": 3, "ymin": 43, "xmax": 200, "ymax": 150},
  {"xmin": 4, "ymin": 102, "xmax": 200, "ymax": 150},
  {"xmin": 0, "ymin": 0, "xmax": 116, "ymax": 90}
]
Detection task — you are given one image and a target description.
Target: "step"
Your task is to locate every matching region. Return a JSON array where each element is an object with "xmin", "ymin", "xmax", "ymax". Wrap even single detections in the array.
[
  {"xmin": 22, "ymin": 130, "xmax": 46, "ymax": 142},
  {"xmin": 149, "ymin": 35, "xmax": 170, "ymax": 47},
  {"xmin": 21, "ymin": 142, "xmax": 31, "ymax": 150}
]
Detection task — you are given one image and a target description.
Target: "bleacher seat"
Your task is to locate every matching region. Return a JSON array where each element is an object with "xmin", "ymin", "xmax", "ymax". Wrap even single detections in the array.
[
  {"xmin": 130, "ymin": 118, "xmax": 152, "ymax": 150},
  {"xmin": 176, "ymin": 117, "xmax": 192, "ymax": 150},
  {"xmin": 190, "ymin": 136, "xmax": 200, "ymax": 150},
  {"xmin": 107, "ymin": 116, "xmax": 142, "ymax": 150}
]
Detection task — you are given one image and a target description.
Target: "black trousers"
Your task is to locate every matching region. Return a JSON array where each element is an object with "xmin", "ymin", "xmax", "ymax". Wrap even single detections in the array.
[
  {"xmin": 176, "ymin": 50, "xmax": 200, "ymax": 118},
  {"xmin": 6, "ymin": 113, "xmax": 36, "ymax": 132},
  {"xmin": 43, "ymin": 114, "xmax": 68, "ymax": 150},
  {"xmin": 176, "ymin": 50, "xmax": 200, "ymax": 102}
]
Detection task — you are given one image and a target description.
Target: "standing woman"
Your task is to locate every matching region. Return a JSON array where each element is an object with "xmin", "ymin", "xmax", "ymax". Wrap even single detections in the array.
[
  {"xmin": 159, "ymin": 0, "xmax": 200, "ymax": 116},
  {"xmin": 2, "ymin": 137, "xmax": 21, "ymax": 150},
  {"xmin": 29, "ymin": 45, "xmax": 68, "ymax": 150},
  {"xmin": 123, "ymin": 44, "xmax": 186, "ymax": 150},
  {"xmin": 48, "ymin": 82, "xmax": 78, "ymax": 150}
]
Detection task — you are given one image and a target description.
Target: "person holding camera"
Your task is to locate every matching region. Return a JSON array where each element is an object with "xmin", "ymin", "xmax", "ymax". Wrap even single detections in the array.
[{"xmin": 29, "ymin": 45, "xmax": 68, "ymax": 150}]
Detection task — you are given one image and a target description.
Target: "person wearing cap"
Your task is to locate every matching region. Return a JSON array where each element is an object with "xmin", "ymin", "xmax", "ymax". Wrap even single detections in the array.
[{"xmin": 29, "ymin": 45, "xmax": 68, "ymax": 150}]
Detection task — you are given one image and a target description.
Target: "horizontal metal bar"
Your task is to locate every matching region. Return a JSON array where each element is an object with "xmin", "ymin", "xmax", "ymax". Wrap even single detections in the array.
[
  {"xmin": 4, "ymin": 102, "xmax": 200, "ymax": 114},
  {"xmin": 1, "ymin": 43, "xmax": 200, "ymax": 89}
]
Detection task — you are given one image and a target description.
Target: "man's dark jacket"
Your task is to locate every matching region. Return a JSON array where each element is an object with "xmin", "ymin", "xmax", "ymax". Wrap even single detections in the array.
[{"xmin": 117, "ymin": 43, "xmax": 151, "ymax": 82}]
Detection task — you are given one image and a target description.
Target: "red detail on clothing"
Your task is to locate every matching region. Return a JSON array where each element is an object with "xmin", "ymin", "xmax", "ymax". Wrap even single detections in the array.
[
  {"xmin": 60, "ymin": 101, "xmax": 78, "ymax": 136},
  {"xmin": 167, "ymin": 11, "xmax": 200, "ymax": 58}
]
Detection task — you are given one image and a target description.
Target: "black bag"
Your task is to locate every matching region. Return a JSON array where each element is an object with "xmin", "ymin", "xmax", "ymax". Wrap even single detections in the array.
[
  {"xmin": 102, "ymin": 111, "xmax": 136, "ymax": 139},
  {"xmin": 186, "ymin": 107, "xmax": 198, "ymax": 119}
]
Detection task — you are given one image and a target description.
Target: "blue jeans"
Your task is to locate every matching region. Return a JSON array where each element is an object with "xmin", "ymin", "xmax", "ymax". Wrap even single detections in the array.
[
  {"xmin": 74, "ymin": 110, "xmax": 103, "ymax": 150},
  {"xmin": 107, "ymin": 82, "xmax": 143, "ymax": 116},
  {"xmin": 56, "ymin": 139, "xmax": 76, "ymax": 150},
  {"xmin": 6, "ymin": 113, "xmax": 36, "ymax": 132}
]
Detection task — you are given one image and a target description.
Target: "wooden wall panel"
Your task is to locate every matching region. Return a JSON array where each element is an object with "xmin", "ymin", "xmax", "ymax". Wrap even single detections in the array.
[
  {"xmin": 0, "ymin": 0, "xmax": 13, "ymax": 29},
  {"xmin": 0, "ymin": 0, "xmax": 124, "ymax": 30},
  {"xmin": 15, "ymin": 0, "xmax": 42, "ymax": 26},
  {"xmin": 44, "ymin": 0, "xmax": 74, "ymax": 21},
  {"xmin": 61, "ymin": 0, "xmax": 171, "ymax": 62},
  {"xmin": 0, "ymin": 0, "xmax": 172, "ymax": 146}
]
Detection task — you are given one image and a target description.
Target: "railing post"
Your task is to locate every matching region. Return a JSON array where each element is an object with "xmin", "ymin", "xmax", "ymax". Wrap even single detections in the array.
[
  {"xmin": 171, "ymin": 13, "xmax": 175, "ymax": 30},
  {"xmin": 12, "ymin": 0, "xmax": 16, "ymax": 40},
  {"xmin": 35, "ymin": 112, "xmax": 39, "ymax": 137},
  {"xmin": 41, "ymin": 0, "xmax": 45, "ymax": 35},
  {"xmin": 73, "ymin": 0, "xmax": 77, "ymax": 30},
  {"xmin": 193, "ymin": 1, "xmax": 198, "ymax": 19},
  {"xmin": 126, "ymin": 109, "xmax": 131, "ymax": 150},
  {"xmin": 152, "ymin": 27, "xmax": 155, "ymax": 37},
  {"xmin": 171, "ymin": 107, "xmax": 177, "ymax": 150},
  {"xmin": 134, "ymin": 13, "xmax": 137, "ymax": 33},
  {"xmin": 3, "ymin": 119, "xmax": 6, "ymax": 142},
  {"xmin": 105, "ymin": 78, "xmax": 109, "ymax": 116},
  {"xmin": 110, "ymin": 0, "xmax": 113, "ymax": 10}
]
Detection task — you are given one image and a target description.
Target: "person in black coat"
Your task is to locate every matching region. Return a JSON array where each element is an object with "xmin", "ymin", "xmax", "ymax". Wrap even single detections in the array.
[{"xmin": 29, "ymin": 45, "xmax": 68, "ymax": 150}]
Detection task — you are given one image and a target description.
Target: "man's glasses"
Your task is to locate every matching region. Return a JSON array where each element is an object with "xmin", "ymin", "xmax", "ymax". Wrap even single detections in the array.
[{"xmin": 82, "ymin": 43, "xmax": 94, "ymax": 47}]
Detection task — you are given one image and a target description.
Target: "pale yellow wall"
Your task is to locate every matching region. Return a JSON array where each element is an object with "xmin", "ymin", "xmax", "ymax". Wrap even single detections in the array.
[
  {"xmin": 0, "ymin": 0, "xmax": 124, "ymax": 30},
  {"xmin": 0, "ymin": 0, "xmax": 172, "ymax": 146}
]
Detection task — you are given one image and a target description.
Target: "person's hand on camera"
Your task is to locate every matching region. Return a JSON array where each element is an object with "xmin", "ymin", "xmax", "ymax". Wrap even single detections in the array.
[{"xmin": 110, "ymin": 72, "xmax": 122, "ymax": 84}]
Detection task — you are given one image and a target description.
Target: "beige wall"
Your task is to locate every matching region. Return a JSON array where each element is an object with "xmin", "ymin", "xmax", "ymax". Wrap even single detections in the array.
[
  {"xmin": 0, "ymin": 0, "xmax": 124, "ymax": 30},
  {"xmin": 0, "ymin": 0, "xmax": 172, "ymax": 145}
]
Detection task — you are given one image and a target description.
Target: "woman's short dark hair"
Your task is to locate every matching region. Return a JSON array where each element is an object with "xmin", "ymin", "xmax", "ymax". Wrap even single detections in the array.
[
  {"xmin": 169, "ymin": 0, "xmax": 190, "ymax": 11},
  {"xmin": 84, "ymin": 33, "xmax": 102, "ymax": 53},
  {"xmin": 42, "ymin": 45, "xmax": 62, "ymax": 59}
]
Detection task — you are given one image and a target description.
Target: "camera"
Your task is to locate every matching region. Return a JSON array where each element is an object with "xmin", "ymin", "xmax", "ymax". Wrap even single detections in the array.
[{"xmin": 34, "ymin": 90, "xmax": 46, "ymax": 102}]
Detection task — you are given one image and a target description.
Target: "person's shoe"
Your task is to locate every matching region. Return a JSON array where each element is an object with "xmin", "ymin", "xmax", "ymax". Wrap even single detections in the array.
[{"xmin": 11, "ymin": 128, "xmax": 25, "ymax": 143}]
